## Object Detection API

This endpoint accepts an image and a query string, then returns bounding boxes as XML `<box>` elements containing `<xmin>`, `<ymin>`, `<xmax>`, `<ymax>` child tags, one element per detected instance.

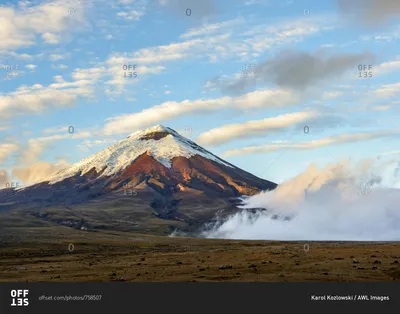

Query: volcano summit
<box><xmin>0</xmin><ymin>125</ymin><xmax>276</xmax><ymax>234</ymax></box>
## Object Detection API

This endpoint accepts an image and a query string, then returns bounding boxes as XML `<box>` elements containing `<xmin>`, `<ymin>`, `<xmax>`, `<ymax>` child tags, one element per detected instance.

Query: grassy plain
<box><xmin>0</xmin><ymin>227</ymin><xmax>399</xmax><ymax>282</ymax></box>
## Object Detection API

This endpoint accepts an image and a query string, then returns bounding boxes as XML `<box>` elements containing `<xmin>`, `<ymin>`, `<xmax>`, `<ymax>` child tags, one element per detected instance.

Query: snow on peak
<box><xmin>47</xmin><ymin>125</ymin><xmax>233</xmax><ymax>184</ymax></box>
<box><xmin>128</xmin><ymin>125</ymin><xmax>174</xmax><ymax>138</ymax></box>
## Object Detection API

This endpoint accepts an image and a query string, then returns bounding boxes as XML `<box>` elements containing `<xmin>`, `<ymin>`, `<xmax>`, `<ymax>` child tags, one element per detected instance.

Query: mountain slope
<box><xmin>0</xmin><ymin>125</ymin><xmax>277</xmax><ymax>235</ymax></box>
<box><xmin>48</xmin><ymin>125</ymin><xmax>234</xmax><ymax>184</ymax></box>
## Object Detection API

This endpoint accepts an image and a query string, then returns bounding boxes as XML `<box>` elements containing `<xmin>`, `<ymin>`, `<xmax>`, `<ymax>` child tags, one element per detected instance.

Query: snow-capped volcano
<box><xmin>0</xmin><ymin>125</ymin><xmax>277</xmax><ymax>234</ymax></box>
<box><xmin>48</xmin><ymin>125</ymin><xmax>233</xmax><ymax>184</ymax></box>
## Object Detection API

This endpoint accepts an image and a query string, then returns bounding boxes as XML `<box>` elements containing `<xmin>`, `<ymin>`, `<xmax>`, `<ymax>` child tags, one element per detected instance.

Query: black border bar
<box><xmin>1</xmin><ymin>283</ymin><xmax>399</xmax><ymax>313</ymax></box>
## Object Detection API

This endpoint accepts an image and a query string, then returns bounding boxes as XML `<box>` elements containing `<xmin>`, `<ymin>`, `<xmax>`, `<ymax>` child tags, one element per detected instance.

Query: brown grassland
<box><xmin>0</xmin><ymin>227</ymin><xmax>399</xmax><ymax>282</ymax></box>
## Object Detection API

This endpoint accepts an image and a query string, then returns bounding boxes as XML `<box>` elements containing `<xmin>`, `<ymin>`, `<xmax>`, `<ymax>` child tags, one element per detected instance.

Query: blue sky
<box><xmin>1</xmin><ymin>0</ymin><xmax>400</xmax><ymax>186</ymax></box>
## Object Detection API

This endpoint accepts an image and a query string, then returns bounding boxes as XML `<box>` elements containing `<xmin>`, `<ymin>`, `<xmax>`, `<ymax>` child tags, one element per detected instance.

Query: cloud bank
<box><xmin>12</xmin><ymin>161</ymin><xmax>69</xmax><ymax>185</ymax></box>
<box><xmin>222</xmin><ymin>129</ymin><xmax>399</xmax><ymax>157</ymax></box>
<box><xmin>204</xmin><ymin>159</ymin><xmax>400</xmax><ymax>241</ymax></box>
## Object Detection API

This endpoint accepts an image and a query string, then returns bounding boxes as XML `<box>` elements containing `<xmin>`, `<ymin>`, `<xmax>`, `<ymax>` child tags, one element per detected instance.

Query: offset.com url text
<box><xmin>38</xmin><ymin>295</ymin><xmax>102</xmax><ymax>301</ymax></box>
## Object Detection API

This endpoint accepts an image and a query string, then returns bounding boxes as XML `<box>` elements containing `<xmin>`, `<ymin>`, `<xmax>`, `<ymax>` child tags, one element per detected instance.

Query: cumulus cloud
<box><xmin>204</xmin><ymin>159</ymin><xmax>400</xmax><ymax>240</ymax></box>
<box><xmin>116</xmin><ymin>10</ymin><xmax>144</xmax><ymax>21</ymax></box>
<box><xmin>107</xmin><ymin>39</ymin><xmax>202</xmax><ymax>65</ymax></box>
<box><xmin>12</xmin><ymin>160</ymin><xmax>70</xmax><ymax>184</ymax></box>
<box><xmin>196</xmin><ymin>111</ymin><xmax>319</xmax><ymax>146</ymax></box>
<box><xmin>337</xmin><ymin>0</ymin><xmax>400</xmax><ymax>26</ymax></box>
<box><xmin>374</xmin><ymin>58</ymin><xmax>400</xmax><ymax>76</ymax></box>
<box><xmin>59</xmin><ymin>15</ymin><xmax>334</xmax><ymax>99</ymax></box>
<box><xmin>42</xmin><ymin>32</ymin><xmax>60</xmax><ymax>44</ymax></box>
<box><xmin>0</xmin><ymin>143</ymin><xmax>20</xmax><ymax>164</ymax></box>
<box><xmin>25</xmin><ymin>64</ymin><xmax>37</xmax><ymax>71</ymax></box>
<box><xmin>21</xmin><ymin>131</ymin><xmax>92</xmax><ymax>165</ymax></box>
<box><xmin>0</xmin><ymin>0</ymin><xmax>87</xmax><ymax>50</ymax></box>
<box><xmin>0</xmin><ymin>74</ymin><xmax>98</xmax><ymax>119</ymax></box>
<box><xmin>222</xmin><ymin>129</ymin><xmax>399</xmax><ymax>157</ymax></box>
<box><xmin>72</xmin><ymin>67</ymin><xmax>106</xmax><ymax>81</ymax></box>
<box><xmin>103</xmin><ymin>88</ymin><xmax>301</xmax><ymax>135</ymax></box>
<box><xmin>69</xmin><ymin>53</ymin><xmax>168</xmax><ymax>96</ymax></box>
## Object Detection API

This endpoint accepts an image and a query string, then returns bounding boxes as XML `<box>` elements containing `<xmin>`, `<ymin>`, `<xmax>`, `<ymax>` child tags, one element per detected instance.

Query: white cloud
<box><xmin>0</xmin><ymin>74</ymin><xmax>98</xmax><ymax>119</ymax></box>
<box><xmin>107</xmin><ymin>39</ymin><xmax>202</xmax><ymax>66</ymax></box>
<box><xmin>43</xmin><ymin>126</ymin><xmax>70</xmax><ymax>134</ymax></box>
<box><xmin>72</xmin><ymin>67</ymin><xmax>106</xmax><ymax>81</ymax></box>
<box><xmin>103</xmin><ymin>15</ymin><xmax>334</xmax><ymax>78</ymax></box>
<box><xmin>240</xmin><ymin>17</ymin><xmax>334</xmax><ymax>57</ymax></box>
<box><xmin>0</xmin><ymin>0</ymin><xmax>87</xmax><ymax>50</ymax></box>
<box><xmin>49</xmin><ymin>54</ymin><xmax>65</xmax><ymax>61</ymax></box>
<box><xmin>222</xmin><ymin>130</ymin><xmax>399</xmax><ymax>157</ymax></box>
<box><xmin>117</xmin><ymin>10</ymin><xmax>143</xmax><ymax>20</ymax></box>
<box><xmin>374</xmin><ymin>82</ymin><xmax>400</xmax><ymax>98</ymax></box>
<box><xmin>180</xmin><ymin>18</ymin><xmax>244</xmax><ymax>39</ymax></box>
<box><xmin>374</xmin><ymin>58</ymin><xmax>400</xmax><ymax>76</ymax></box>
<box><xmin>50</xmin><ymin>14</ymin><xmax>335</xmax><ymax>104</ymax></box>
<box><xmin>12</xmin><ymin>160</ymin><xmax>70</xmax><ymax>184</ymax></box>
<box><xmin>0</xmin><ymin>50</ymin><xmax>35</xmax><ymax>60</ymax></box>
<box><xmin>51</xmin><ymin>64</ymin><xmax>68</xmax><ymax>69</ymax></box>
<box><xmin>0</xmin><ymin>143</ymin><xmax>20</xmax><ymax>164</ymax></box>
<box><xmin>205</xmin><ymin>159</ymin><xmax>400</xmax><ymax>240</ymax></box>
<box><xmin>103</xmin><ymin>88</ymin><xmax>300</xmax><ymax>135</ymax></box>
<box><xmin>42</xmin><ymin>32</ymin><xmax>60</xmax><ymax>44</ymax></box>
<box><xmin>21</xmin><ymin>131</ymin><xmax>92</xmax><ymax>165</ymax></box>
<box><xmin>196</xmin><ymin>111</ymin><xmax>319</xmax><ymax>146</ymax></box>
<box><xmin>25</xmin><ymin>64</ymin><xmax>37</xmax><ymax>71</ymax></box>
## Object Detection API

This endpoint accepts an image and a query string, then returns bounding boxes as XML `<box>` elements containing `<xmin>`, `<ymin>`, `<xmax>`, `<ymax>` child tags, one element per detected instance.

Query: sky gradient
<box><xmin>1</xmin><ymin>0</ymin><xmax>400</xmax><ymax>187</ymax></box>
